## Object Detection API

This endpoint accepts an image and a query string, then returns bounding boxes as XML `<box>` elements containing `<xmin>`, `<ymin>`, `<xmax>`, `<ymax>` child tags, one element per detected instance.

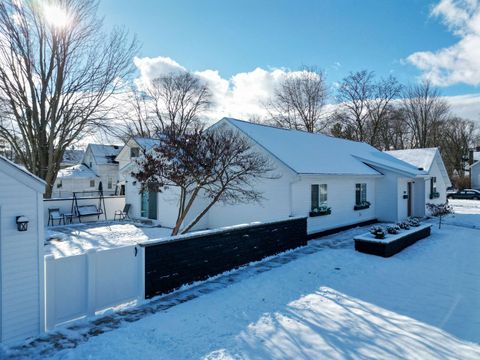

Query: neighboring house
<box><xmin>386</xmin><ymin>148</ymin><xmax>451</xmax><ymax>205</ymax></box>
<box><xmin>116</xmin><ymin>137</ymin><xmax>160</xmax><ymax>218</ymax></box>
<box><xmin>60</xmin><ymin>149</ymin><xmax>84</xmax><ymax>169</ymax></box>
<box><xmin>0</xmin><ymin>156</ymin><xmax>45</xmax><ymax>344</ymax></box>
<box><xmin>470</xmin><ymin>150</ymin><xmax>480</xmax><ymax>189</ymax></box>
<box><xmin>119</xmin><ymin>118</ymin><xmax>429</xmax><ymax>236</ymax></box>
<box><xmin>52</xmin><ymin>144</ymin><xmax>121</xmax><ymax>198</ymax></box>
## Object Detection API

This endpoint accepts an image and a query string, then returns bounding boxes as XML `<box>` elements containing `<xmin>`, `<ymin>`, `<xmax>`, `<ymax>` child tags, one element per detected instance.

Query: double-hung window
<box><xmin>355</xmin><ymin>183</ymin><xmax>367</xmax><ymax>205</ymax></box>
<box><xmin>430</xmin><ymin>177</ymin><xmax>437</xmax><ymax>193</ymax></box>
<box><xmin>311</xmin><ymin>184</ymin><xmax>328</xmax><ymax>212</ymax></box>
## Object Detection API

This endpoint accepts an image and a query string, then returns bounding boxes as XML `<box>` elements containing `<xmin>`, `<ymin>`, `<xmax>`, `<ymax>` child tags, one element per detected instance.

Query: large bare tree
<box><xmin>265</xmin><ymin>66</ymin><xmax>328</xmax><ymax>133</ymax></box>
<box><xmin>132</xmin><ymin>127</ymin><xmax>274</xmax><ymax>235</ymax></box>
<box><xmin>401</xmin><ymin>80</ymin><xmax>450</xmax><ymax>148</ymax></box>
<box><xmin>0</xmin><ymin>0</ymin><xmax>137</xmax><ymax>197</ymax></box>
<box><xmin>333</xmin><ymin>71</ymin><xmax>402</xmax><ymax>147</ymax></box>
<box><xmin>147</xmin><ymin>71</ymin><xmax>212</xmax><ymax>137</ymax></box>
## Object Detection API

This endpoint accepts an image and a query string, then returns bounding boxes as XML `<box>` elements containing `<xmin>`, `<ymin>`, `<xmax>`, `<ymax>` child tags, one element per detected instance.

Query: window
<box><xmin>430</xmin><ymin>177</ymin><xmax>437</xmax><ymax>193</ymax></box>
<box><xmin>90</xmin><ymin>179</ymin><xmax>95</xmax><ymax>188</ymax></box>
<box><xmin>311</xmin><ymin>184</ymin><xmax>327</xmax><ymax>211</ymax></box>
<box><xmin>130</xmin><ymin>147</ymin><xmax>140</xmax><ymax>158</ymax></box>
<box><xmin>56</xmin><ymin>180</ymin><xmax>62</xmax><ymax>189</ymax></box>
<box><xmin>107</xmin><ymin>177</ymin><xmax>113</xmax><ymax>189</ymax></box>
<box><xmin>355</xmin><ymin>183</ymin><xmax>367</xmax><ymax>205</ymax></box>
<box><xmin>89</xmin><ymin>161</ymin><xmax>92</xmax><ymax>168</ymax></box>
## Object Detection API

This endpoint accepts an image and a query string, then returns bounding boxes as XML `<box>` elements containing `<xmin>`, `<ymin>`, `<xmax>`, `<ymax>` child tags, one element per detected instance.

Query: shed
<box><xmin>0</xmin><ymin>156</ymin><xmax>45</xmax><ymax>344</ymax></box>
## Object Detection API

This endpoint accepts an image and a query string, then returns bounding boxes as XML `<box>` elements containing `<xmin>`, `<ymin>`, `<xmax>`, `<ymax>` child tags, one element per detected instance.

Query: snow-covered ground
<box><xmin>45</xmin><ymin>222</ymin><xmax>172</xmax><ymax>257</ymax></box>
<box><xmin>445</xmin><ymin>199</ymin><xmax>480</xmax><ymax>228</ymax></box>
<box><xmin>39</xmin><ymin>214</ymin><xmax>480</xmax><ymax>359</ymax></box>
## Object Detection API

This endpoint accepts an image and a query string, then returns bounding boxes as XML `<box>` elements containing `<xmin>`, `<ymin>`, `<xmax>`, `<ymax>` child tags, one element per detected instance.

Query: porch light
<box><xmin>16</xmin><ymin>216</ymin><xmax>29</xmax><ymax>232</ymax></box>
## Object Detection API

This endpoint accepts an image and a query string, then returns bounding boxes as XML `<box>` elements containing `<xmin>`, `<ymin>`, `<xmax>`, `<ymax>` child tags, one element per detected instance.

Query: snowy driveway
<box><xmin>28</xmin><ymin>220</ymin><xmax>480</xmax><ymax>360</ymax></box>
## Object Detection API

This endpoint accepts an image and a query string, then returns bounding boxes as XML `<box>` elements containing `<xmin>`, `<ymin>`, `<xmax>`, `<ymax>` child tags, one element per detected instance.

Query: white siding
<box><xmin>425</xmin><ymin>159</ymin><xmax>448</xmax><ymax>204</ymax></box>
<box><xmin>472</xmin><ymin>163</ymin><xmax>480</xmax><ymax>190</ymax></box>
<box><xmin>292</xmin><ymin>176</ymin><xmax>377</xmax><ymax>234</ymax></box>
<box><xmin>0</xmin><ymin>170</ymin><xmax>43</xmax><ymax>343</ymax></box>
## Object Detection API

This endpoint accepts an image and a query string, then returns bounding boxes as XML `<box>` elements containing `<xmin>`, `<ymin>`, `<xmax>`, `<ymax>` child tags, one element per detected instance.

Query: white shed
<box><xmin>0</xmin><ymin>156</ymin><xmax>45</xmax><ymax>344</ymax></box>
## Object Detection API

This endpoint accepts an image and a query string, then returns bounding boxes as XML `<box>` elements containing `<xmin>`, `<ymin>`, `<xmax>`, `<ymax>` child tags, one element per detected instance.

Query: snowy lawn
<box><xmin>44</xmin><ymin>221</ymin><xmax>480</xmax><ymax>359</ymax></box>
<box><xmin>45</xmin><ymin>222</ymin><xmax>173</xmax><ymax>258</ymax></box>
<box><xmin>446</xmin><ymin>199</ymin><xmax>480</xmax><ymax>228</ymax></box>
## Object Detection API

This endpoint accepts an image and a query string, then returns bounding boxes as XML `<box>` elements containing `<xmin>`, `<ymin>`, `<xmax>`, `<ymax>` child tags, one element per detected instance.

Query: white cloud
<box><xmin>133</xmin><ymin>56</ymin><xmax>316</xmax><ymax>122</ymax></box>
<box><xmin>407</xmin><ymin>0</ymin><xmax>480</xmax><ymax>86</ymax></box>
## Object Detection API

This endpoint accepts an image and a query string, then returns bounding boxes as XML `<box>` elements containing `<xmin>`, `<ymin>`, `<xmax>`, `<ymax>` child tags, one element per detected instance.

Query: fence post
<box><xmin>86</xmin><ymin>249</ymin><xmax>97</xmax><ymax>317</ymax></box>
<box><xmin>44</xmin><ymin>255</ymin><xmax>56</xmax><ymax>331</ymax></box>
<box><xmin>137</xmin><ymin>246</ymin><xmax>145</xmax><ymax>301</ymax></box>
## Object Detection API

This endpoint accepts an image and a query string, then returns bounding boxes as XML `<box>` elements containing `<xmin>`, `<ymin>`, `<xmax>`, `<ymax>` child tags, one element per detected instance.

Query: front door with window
<box><xmin>141</xmin><ymin>191</ymin><xmax>157</xmax><ymax>220</ymax></box>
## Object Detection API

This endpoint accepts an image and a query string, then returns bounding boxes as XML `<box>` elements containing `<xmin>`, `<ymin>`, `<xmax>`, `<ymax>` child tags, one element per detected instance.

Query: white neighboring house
<box><xmin>52</xmin><ymin>144</ymin><xmax>121</xmax><ymax>198</ymax></box>
<box><xmin>470</xmin><ymin>151</ymin><xmax>480</xmax><ymax>189</ymax></box>
<box><xmin>0</xmin><ymin>156</ymin><xmax>45</xmax><ymax>344</ymax></box>
<box><xmin>386</xmin><ymin>148</ymin><xmax>451</xmax><ymax>205</ymax></box>
<box><xmin>116</xmin><ymin>137</ymin><xmax>160</xmax><ymax>219</ymax></box>
<box><xmin>119</xmin><ymin>118</ymin><xmax>429</xmax><ymax>236</ymax></box>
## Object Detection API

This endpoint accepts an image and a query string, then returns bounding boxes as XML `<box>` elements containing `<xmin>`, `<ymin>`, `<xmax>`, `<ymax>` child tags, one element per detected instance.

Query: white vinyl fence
<box><xmin>44</xmin><ymin>196</ymin><xmax>125</xmax><ymax>225</ymax></box>
<box><xmin>45</xmin><ymin>245</ymin><xmax>144</xmax><ymax>330</ymax></box>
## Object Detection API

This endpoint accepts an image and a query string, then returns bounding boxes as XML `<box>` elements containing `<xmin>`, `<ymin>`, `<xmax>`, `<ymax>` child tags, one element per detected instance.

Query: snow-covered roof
<box><xmin>0</xmin><ymin>155</ymin><xmax>46</xmax><ymax>192</ymax></box>
<box><xmin>86</xmin><ymin>144</ymin><xmax>122</xmax><ymax>165</ymax></box>
<box><xmin>220</xmin><ymin>118</ymin><xmax>424</xmax><ymax>177</ymax></box>
<box><xmin>61</xmin><ymin>149</ymin><xmax>84</xmax><ymax>166</ymax></box>
<box><xmin>134</xmin><ymin>137</ymin><xmax>160</xmax><ymax>151</ymax></box>
<box><xmin>385</xmin><ymin>148</ymin><xmax>437</xmax><ymax>172</ymax></box>
<box><xmin>386</xmin><ymin>148</ymin><xmax>451</xmax><ymax>187</ymax></box>
<box><xmin>57</xmin><ymin>164</ymin><xmax>99</xmax><ymax>179</ymax></box>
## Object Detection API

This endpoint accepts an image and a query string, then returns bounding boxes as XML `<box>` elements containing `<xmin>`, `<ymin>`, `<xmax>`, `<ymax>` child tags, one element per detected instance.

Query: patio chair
<box><xmin>48</xmin><ymin>208</ymin><xmax>64</xmax><ymax>226</ymax></box>
<box><xmin>114</xmin><ymin>203</ymin><xmax>131</xmax><ymax>221</ymax></box>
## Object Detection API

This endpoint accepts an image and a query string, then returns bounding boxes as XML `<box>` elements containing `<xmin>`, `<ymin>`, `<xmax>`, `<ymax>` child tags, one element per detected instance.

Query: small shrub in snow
<box><xmin>369</xmin><ymin>226</ymin><xmax>386</xmax><ymax>239</ymax></box>
<box><xmin>397</xmin><ymin>221</ymin><xmax>410</xmax><ymax>230</ymax></box>
<box><xmin>408</xmin><ymin>217</ymin><xmax>420</xmax><ymax>227</ymax></box>
<box><xmin>427</xmin><ymin>202</ymin><xmax>453</xmax><ymax>229</ymax></box>
<box><xmin>386</xmin><ymin>225</ymin><xmax>400</xmax><ymax>234</ymax></box>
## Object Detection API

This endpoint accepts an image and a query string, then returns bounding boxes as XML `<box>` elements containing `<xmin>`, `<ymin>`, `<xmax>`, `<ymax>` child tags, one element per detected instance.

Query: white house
<box><xmin>470</xmin><ymin>150</ymin><xmax>480</xmax><ymax>189</ymax></box>
<box><xmin>119</xmin><ymin>118</ymin><xmax>429</xmax><ymax>236</ymax></box>
<box><xmin>53</xmin><ymin>144</ymin><xmax>122</xmax><ymax>197</ymax></box>
<box><xmin>386</xmin><ymin>148</ymin><xmax>451</xmax><ymax>205</ymax></box>
<box><xmin>0</xmin><ymin>156</ymin><xmax>45</xmax><ymax>344</ymax></box>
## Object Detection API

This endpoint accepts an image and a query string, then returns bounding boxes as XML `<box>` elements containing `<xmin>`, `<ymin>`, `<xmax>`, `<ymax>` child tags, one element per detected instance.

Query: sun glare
<box><xmin>42</xmin><ymin>3</ymin><xmax>71</xmax><ymax>29</ymax></box>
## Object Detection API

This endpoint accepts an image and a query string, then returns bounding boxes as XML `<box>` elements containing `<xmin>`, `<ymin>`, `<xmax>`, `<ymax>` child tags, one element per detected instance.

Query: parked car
<box><xmin>447</xmin><ymin>189</ymin><xmax>480</xmax><ymax>200</ymax></box>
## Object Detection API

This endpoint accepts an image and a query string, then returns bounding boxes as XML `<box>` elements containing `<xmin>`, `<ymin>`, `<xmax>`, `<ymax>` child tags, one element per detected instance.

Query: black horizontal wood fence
<box><xmin>142</xmin><ymin>217</ymin><xmax>307</xmax><ymax>299</ymax></box>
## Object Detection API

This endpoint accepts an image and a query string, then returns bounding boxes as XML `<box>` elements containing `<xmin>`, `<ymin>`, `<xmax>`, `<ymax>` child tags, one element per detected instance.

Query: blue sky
<box><xmin>98</xmin><ymin>0</ymin><xmax>475</xmax><ymax>94</ymax></box>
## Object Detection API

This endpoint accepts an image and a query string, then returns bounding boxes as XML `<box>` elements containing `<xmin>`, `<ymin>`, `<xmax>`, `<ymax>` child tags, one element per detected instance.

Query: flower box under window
<box><xmin>429</xmin><ymin>192</ymin><xmax>440</xmax><ymax>199</ymax></box>
<box><xmin>354</xmin><ymin>201</ymin><xmax>370</xmax><ymax>211</ymax></box>
<box><xmin>309</xmin><ymin>206</ymin><xmax>331</xmax><ymax>217</ymax></box>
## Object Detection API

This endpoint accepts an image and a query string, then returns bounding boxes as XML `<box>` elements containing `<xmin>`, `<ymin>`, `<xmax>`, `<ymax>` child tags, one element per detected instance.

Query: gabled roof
<box><xmin>85</xmin><ymin>144</ymin><xmax>122</xmax><ymax>165</ymax></box>
<box><xmin>0</xmin><ymin>156</ymin><xmax>46</xmax><ymax>193</ymax></box>
<box><xmin>57</xmin><ymin>164</ymin><xmax>99</xmax><ymax>179</ymax></box>
<box><xmin>386</xmin><ymin>148</ymin><xmax>451</xmax><ymax>187</ymax></box>
<box><xmin>133</xmin><ymin>137</ymin><xmax>161</xmax><ymax>151</ymax></box>
<box><xmin>219</xmin><ymin>118</ymin><xmax>425</xmax><ymax>177</ymax></box>
<box><xmin>61</xmin><ymin>149</ymin><xmax>84</xmax><ymax>166</ymax></box>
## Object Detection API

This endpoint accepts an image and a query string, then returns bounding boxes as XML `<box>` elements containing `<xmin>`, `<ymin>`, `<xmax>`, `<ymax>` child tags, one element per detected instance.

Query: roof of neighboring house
<box><xmin>386</xmin><ymin>148</ymin><xmax>451</xmax><ymax>187</ymax></box>
<box><xmin>57</xmin><ymin>164</ymin><xmax>99</xmax><ymax>179</ymax></box>
<box><xmin>220</xmin><ymin>118</ymin><xmax>425</xmax><ymax>177</ymax></box>
<box><xmin>133</xmin><ymin>137</ymin><xmax>161</xmax><ymax>151</ymax></box>
<box><xmin>61</xmin><ymin>149</ymin><xmax>84</xmax><ymax>166</ymax></box>
<box><xmin>85</xmin><ymin>144</ymin><xmax>122</xmax><ymax>165</ymax></box>
<box><xmin>0</xmin><ymin>155</ymin><xmax>46</xmax><ymax>192</ymax></box>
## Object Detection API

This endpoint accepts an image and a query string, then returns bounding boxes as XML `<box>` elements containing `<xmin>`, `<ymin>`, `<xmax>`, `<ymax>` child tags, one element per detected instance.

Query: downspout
<box><xmin>289</xmin><ymin>175</ymin><xmax>302</xmax><ymax>217</ymax></box>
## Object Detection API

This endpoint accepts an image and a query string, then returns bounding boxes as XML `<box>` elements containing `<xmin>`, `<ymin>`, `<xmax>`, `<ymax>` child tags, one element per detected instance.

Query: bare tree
<box><xmin>146</xmin><ymin>71</ymin><xmax>212</xmax><ymax>137</ymax></box>
<box><xmin>0</xmin><ymin>0</ymin><xmax>138</xmax><ymax>197</ymax></box>
<box><xmin>265</xmin><ymin>66</ymin><xmax>329</xmax><ymax>133</ymax></box>
<box><xmin>402</xmin><ymin>80</ymin><xmax>450</xmax><ymax>148</ymax></box>
<box><xmin>440</xmin><ymin>117</ymin><xmax>478</xmax><ymax>178</ymax></box>
<box><xmin>132</xmin><ymin>127</ymin><xmax>275</xmax><ymax>235</ymax></box>
<box><xmin>333</xmin><ymin>71</ymin><xmax>402</xmax><ymax>147</ymax></box>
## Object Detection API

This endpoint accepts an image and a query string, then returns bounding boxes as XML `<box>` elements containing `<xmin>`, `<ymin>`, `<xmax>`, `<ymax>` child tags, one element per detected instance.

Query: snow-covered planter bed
<box><xmin>354</xmin><ymin>224</ymin><xmax>431</xmax><ymax>257</ymax></box>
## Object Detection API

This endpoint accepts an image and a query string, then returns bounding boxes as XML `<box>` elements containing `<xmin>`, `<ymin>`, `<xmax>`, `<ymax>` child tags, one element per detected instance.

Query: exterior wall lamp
<box><xmin>16</xmin><ymin>216</ymin><xmax>29</xmax><ymax>231</ymax></box>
